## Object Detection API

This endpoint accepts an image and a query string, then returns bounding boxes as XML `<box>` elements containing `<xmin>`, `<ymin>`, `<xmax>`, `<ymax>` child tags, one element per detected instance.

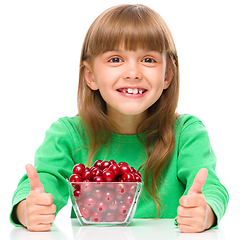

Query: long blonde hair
<box><xmin>77</xmin><ymin>4</ymin><xmax>179</xmax><ymax>217</ymax></box>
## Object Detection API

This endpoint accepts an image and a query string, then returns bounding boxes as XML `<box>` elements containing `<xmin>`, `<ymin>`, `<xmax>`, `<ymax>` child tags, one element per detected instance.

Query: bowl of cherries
<box><xmin>68</xmin><ymin>159</ymin><xmax>143</xmax><ymax>226</ymax></box>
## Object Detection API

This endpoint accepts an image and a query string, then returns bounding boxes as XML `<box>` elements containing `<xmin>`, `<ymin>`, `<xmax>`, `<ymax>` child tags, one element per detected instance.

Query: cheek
<box><xmin>145</xmin><ymin>67</ymin><xmax>165</xmax><ymax>83</ymax></box>
<box><xmin>150</xmin><ymin>73</ymin><xmax>165</xmax><ymax>90</ymax></box>
<box><xmin>95</xmin><ymin>70</ymin><xmax>119</xmax><ymax>89</ymax></box>
<box><xmin>151</xmin><ymin>75</ymin><xmax>166</xmax><ymax>99</ymax></box>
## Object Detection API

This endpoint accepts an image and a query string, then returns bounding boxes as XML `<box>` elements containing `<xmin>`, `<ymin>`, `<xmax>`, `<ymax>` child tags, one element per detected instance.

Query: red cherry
<box><xmin>69</xmin><ymin>174</ymin><xmax>82</xmax><ymax>183</ymax></box>
<box><xmin>103</xmin><ymin>190</ymin><xmax>115</xmax><ymax>203</ymax></box>
<box><xmin>122</xmin><ymin>172</ymin><xmax>134</xmax><ymax>182</ymax></box>
<box><xmin>108</xmin><ymin>164</ymin><xmax>120</xmax><ymax>177</ymax></box>
<box><xmin>133</xmin><ymin>173</ymin><xmax>141</xmax><ymax>182</ymax></box>
<box><xmin>92</xmin><ymin>175</ymin><xmax>105</xmax><ymax>182</ymax></box>
<box><xmin>83</xmin><ymin>179</ymin><xmax>91</xmax><ymax>182</ymax></box>
<box><xmin>92</xmin><ymin>189</ymin><xmax>104</xmax><ymax>199</ymax></box>
<box><xmin>108</xmin><ymin>199</ymin><xmax>119</xmax><ymax>210</ymax></box>
<box><xmin>91</xmin><ymin>167</ymin><xmax>103</xmax><ymax>178</ymax></box>
<box><xmin>130</xmin><ymin>167</ymin><xmax>136</xmax><ymax>173</ymax></box>
<box><xmin>127</xmin><ymin>183</ymin><xmax>137</xmax><ymax>195</ymax></box>
<box><xmin>119</xmin><ymin>165</ymin><xmax>131</xmax><ymax>175</ymax></box>
<box><xmin>135</xmin><ymin>171</ymin><xmax>141</xmax><ymax>177</ymax></box>
<box><xmin>106</xmin><ymin>182</ymin><xmax>115</xmax><ymax>189</ymax></box>
<box><xmin>95</xmin><ymin>182</ymin><xmax>105</xmax><ymax>189</ymax></box>
<box><xmin>74</xmin><ymin>184</ymin><xmax>81</xmax><ymax>190</ymax></box>
<box><xmin>116</xmin><ymin>213</ymin><xmax>127</xmax><ymax>222</ymax></box>
<box><xmin>123</xmin><ymin>194</ymin><xmax>133</xmax><ymax>206</ymax></box>
<box><xmin>82</xmin><ymin>180</ymin><xmax>94</xmax><ymax>193</ymax></box>
<box><xmin>90</xmin><ymin>211</ymin><xmax>102</xmax><ymax>222</ymax></box>
<box><xmin>103</xmin><ymin>170</ymin><xmax>115</xmax><ymax>182</ymax></box>
<box><xmin>92</xmin><ymin>176</ymin><xmax>105</xmax><ymax>188</ymax></box>
<box><xmin>109</xmin><ymin>159</ymin><xmax>116</xmax><ymax>165</ymax></box>
<box><xmin>102</xmin><ymin>167</ymin><xmax>109</xmax><ymax>174</ymax></box>
<box><xmin>93</xmin><ymin>160</ymin><xmax>102</xmax><ymax>168</ymax></box>
<box><xmin>115</xmin><ymin>192</ymin><xmax>124</xmax><ymax>201</ymax></box>
<box><xmin>115</xmin><ymin>183</ymin><xmax>127</xmax><ymax>195</ymax></box>
<box><xmin>89</xmin><ymin>166</ymin><xmax>96</xmax><ymax>172</ymax></box>
<box><xmin>80</xmin><ymin>207</ymin><xmax>91</xmax><ymax>219</ymax></box>
<box><xmin>84</xmin><ymin>196</ymin><xmax>97</xmax><ymax>209</ymax></box>
<box><xmin>77</xmin><ymin>199</ymin><xmax>84</xmax><ymax>208</ymax></box>
<box><xmin>118</xmin><ymin>162</ymin><xmax>129</xmax><ymax>167</ymax></box>
<box><xmin>104</xmin><ymin>211</ymin><xmax>115</xmax><ymax>222</ymax></box>
<box><xmin>72</xmin><ymin>163</ymin><xmax>85</xmax><ymax>175</ymax></box>
<box><xmin>95</xmin><ymin>201</ymin><xmax>107</xmax><ymax>213</ymax></box>
<box><xmin>118</xmin><ymin>203</ymin><xmax>129</xmax><ymax>215</ymax></box>
<box><xmin>73</xmin><ymin>189</ymin><xmax>83</xmax><ymax>199</ymax></box>
<box><xmin>100</xmin><ymin>161</ymin><xmax>110</xmax><ymax>170</ymax></box>
<box><xmin>82</xmin><ymin>169</ymin><xmax>92</xmax><ymax>180</ymax></box>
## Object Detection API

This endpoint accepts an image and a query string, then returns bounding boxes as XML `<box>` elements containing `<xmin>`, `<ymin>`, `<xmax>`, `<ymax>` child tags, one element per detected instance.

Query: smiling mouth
<box><xmin>116</xmin><ymin>88</ymin><xmax>147</xmax><ymax>95</ymax></box>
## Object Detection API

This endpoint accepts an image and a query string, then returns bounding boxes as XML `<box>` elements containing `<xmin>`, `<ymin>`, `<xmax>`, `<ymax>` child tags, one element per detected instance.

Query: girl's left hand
<box><xmin>176</xmin><ymin>168</ymin><xmax>216</xmax><ymax>233</ymax></box>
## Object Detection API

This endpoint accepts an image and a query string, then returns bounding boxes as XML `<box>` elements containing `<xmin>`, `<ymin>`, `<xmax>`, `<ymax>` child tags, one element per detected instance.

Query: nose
<box><xmin>122</xmin><ymin>62</ymin><xmax>142</xmax><ymax>80</ymax></box>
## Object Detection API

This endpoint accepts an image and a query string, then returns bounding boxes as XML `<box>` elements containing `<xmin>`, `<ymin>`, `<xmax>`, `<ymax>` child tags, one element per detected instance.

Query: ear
<box><xmin>83</xmin><ymin>61</ymin><xmax>99</xmax><ymax>90</ymax></box>
<box><xmin>163</xmin><ymin>68</ymin><xmax>173</xmax><ymax>90</ymax></box>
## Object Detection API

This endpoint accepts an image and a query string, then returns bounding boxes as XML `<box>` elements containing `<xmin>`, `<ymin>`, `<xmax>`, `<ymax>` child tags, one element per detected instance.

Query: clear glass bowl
<box><xmin>68</xmin><ymin>181</ymin><xmax>143</xmax><ymax>226</ymax></box>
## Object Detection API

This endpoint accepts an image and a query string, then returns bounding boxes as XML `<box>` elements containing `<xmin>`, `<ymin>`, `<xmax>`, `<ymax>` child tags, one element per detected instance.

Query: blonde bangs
<box><xmin>83</xmin><ymin>4</ymin><xmax>175</xmax><ymax>60</ymax></box>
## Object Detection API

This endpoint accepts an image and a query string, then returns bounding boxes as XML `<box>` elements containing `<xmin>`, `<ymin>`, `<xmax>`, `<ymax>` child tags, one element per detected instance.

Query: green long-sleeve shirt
<box><xmin>10</xmin><ymin>114</ymin><xmax>229</xmax><ymax>226</ymax></box>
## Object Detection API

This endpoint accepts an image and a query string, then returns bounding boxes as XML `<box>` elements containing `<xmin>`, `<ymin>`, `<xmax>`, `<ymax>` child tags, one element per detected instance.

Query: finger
<box><xmin>188</xmin><ymin>168</ymin><xmax>208</xmax><ymax>195</ymax></box>
<box><xmin>178</xmin><ymin>223</ymin><xmax>200</xmax><ymax>233</ymax></box>
<box><xmin>26</xmin><ymin>164</ymin><xmax>45</xmax><ymax>193</ymax></box>
<box><xmin>28</xmin><ymin>222</ymin><xmax>53</xmax><ymax>232</ymax></box>
<box><xmin>27</xmin><ymin>202</ymin><xmax>56</xmax><ymax>216</ymax></box>
<box><xmin>28</xmin><ymin>212</ymin><xmax>55</xmax><ymax>224</ymax></box>
<box><xmin>36</xmin><ymin>223</ymin><xmax>53</xmax><ymax>232</ymax></box>
<box><xmin>177</xmin><ymin>216</ymin><xmax>205</xmax><ymax>233</ymax></box>
<box><xmin>38</xmin><ymin>214</ymin><xmax>56</xmax><ymax>224</ymax></box>
<box><xmin>177</xmin><ymin>205</ymin><xmax>199</xmax><ymax>217</ymax></box>
<box><xmin>177</xmin><ymin>215</ymin><xmax>194</xmax><ymax>226</ymax></box>
<box><xmin>35</xmin><ymin>204</ymin><xmax>56</xmax><ymax>215</ymax></box>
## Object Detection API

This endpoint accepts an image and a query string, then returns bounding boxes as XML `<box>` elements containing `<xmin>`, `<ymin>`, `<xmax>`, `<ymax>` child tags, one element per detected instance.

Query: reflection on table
<box><xmin>9</xmin><ymin>219</ymin><xmax>226</xmax><ymax>240</ymax></box>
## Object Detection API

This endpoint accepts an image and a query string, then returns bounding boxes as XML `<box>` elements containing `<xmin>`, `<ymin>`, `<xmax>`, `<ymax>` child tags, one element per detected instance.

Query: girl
<box><xmin>10</xmin><ymin>4</ymin><xmax>229</xmax><ymax>233</ymax></box>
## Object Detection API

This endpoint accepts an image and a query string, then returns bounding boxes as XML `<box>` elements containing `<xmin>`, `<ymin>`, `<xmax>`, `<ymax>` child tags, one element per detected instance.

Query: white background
<box><xmin>1</xmin><ymin>0</ymin><xmax>242</xmax><ymax>238</ymax></box>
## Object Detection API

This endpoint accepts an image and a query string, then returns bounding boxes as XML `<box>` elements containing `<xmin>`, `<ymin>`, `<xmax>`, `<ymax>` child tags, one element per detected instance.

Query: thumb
<box><xmin>187</xmin><ymin>168</ymin><xmax>208</xmax><ymax>195</ymax></box>
<box><xmin>26</xmin><ymin>164</ymin><xmax>45</xmax><ymax>193</ymax></box>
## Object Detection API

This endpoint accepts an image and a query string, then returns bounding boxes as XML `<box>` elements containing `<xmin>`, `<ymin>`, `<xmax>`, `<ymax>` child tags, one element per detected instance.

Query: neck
<box><xmin>107</xmin><ymin>110</ymin><xmax>147</xmax><ymax>135</ymax></box>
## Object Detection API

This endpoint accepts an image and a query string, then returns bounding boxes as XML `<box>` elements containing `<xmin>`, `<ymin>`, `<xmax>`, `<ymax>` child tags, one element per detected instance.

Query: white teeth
<box><xmin>127</xmin><ymin>88</ymin><xmax>133</xmax><ymax>94</ymax></box>
<box><xmin>120</xmin><ymin>88</ymin><xmax>145</xmax><ymax>94</ymax></box>
<box><xmin>128</xmin><ymin>88</ymin><xmax>141</xmax><ymax>94</ymax></box>
<box><xmin>133</xmin><ymin>88</ymin><xmax>138</xmax><ymax>94</ymax></box>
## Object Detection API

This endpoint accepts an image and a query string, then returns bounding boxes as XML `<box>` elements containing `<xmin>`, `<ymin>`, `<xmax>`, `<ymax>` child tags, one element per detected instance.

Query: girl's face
<box><xmin>83</xmin><ymin>48</ymin><xmax>172</xmax><ymax>129</ymax></box>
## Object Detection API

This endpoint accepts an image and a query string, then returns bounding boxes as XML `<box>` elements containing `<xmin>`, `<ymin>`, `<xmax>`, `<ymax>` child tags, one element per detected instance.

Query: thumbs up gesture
<box><xmin>177</xmin><ymin>168</ymin><xmax>216</xmax><ymax>233</ymax></box>
<box><xmin>16</xmin><ymin>164</ymin><xmax>56</xmax><ymax>231</ymax></box>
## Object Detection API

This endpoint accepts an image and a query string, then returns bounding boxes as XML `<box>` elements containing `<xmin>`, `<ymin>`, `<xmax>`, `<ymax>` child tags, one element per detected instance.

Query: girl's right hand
<box><xmin>16</xmin><ymin>164</ymin><xmax>56</xmax><ymax>231</ymax></box>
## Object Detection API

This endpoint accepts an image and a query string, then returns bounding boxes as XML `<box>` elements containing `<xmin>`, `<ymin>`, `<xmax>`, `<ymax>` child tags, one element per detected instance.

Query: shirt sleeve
<box><xmin>176</xmin><ymin>116</ymin><xmax>229</xmax><ymax>226</ymax></box>
<box><xmin>10</xmin><ymin>117</ymin><xmax>80</xmax><ymax>226</ymax></box>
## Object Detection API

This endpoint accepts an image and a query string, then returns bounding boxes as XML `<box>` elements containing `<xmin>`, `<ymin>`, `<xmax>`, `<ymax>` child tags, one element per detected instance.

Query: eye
<box><xmin>109</xmin><ymin>57</ymin><xmax>123</xmax><ymax>63</ymax></box>
<box><xmin>142</xmin><ymin>58</ymin><xmax>156</xmax><ymax>63</ymax></box>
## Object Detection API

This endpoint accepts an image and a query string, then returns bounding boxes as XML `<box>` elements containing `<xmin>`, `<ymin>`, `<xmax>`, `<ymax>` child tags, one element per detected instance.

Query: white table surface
<box><xmin>7</xmin><ymin>218</ymin><xmax>234</xmax><ymax>240</ymax></box>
